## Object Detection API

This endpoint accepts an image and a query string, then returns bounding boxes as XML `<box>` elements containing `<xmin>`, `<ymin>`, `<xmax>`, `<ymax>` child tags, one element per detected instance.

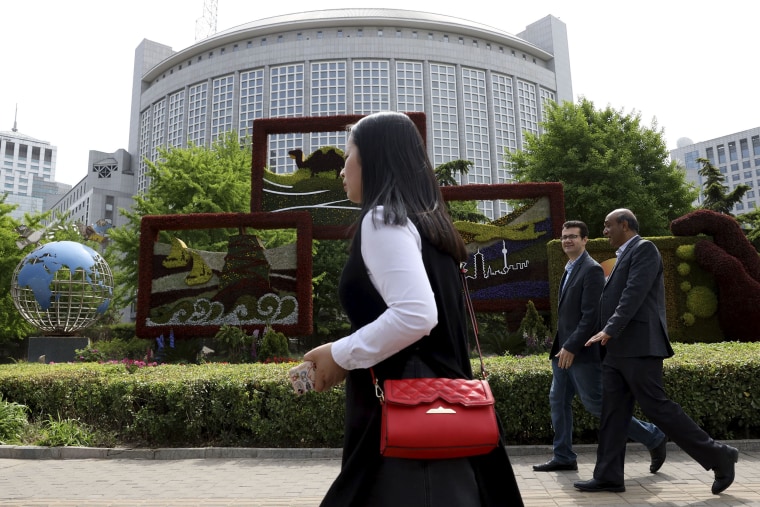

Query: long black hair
<box><xmin>348</xmin><ymin>111</ymin><xmax>467</xmax><ymax>261</ymax></box>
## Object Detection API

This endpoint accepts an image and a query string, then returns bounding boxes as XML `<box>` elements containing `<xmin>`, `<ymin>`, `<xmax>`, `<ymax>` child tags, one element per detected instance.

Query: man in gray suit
<box><xmin>574</xmin><ymin>209</ymin><xmax>739</xmax><ymax>495</ymax></box>
<box><xmin>533</xmin><ymin>220</ymin><xmax>666</xmax><ymax>473</ymax></box>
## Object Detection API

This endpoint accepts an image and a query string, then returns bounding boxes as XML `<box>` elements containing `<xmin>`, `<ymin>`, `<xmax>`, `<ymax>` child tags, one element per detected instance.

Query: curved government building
<box><xmin>126</xmin><ymin>8</ymin><xmax>572</xmax><ymax>219</ymax></box>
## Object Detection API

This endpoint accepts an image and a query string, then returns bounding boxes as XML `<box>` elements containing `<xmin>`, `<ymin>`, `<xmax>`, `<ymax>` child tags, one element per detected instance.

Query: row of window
<box><xmin>153</xmin><ymin>26</ymin><xmax>537</xmax><ymax>85</ymax></box>
<box><xmin>706</xmin><ymin>135</ymin><xmax>760</xmax><ymax>165</ymax></box>
<box><xmin>2</xmin><ymin>142</ymin><xmax>54</xmax><ymax>162</ymax></box>
<box><xmin>140</xmin><ymin>60</ymin><xmax>554</xmax><ymax>216</ymax></box>
<box><xmin>2</xmin><ymin>162</ymin><xmax>51</xmax><ymax>171</ymax></box>
<box><xmin>682</xmin><ymin>136</ymin><xmax>760</xmax><ymax>171</ymax></box>
<box><xmin>734</xmin><ymin>201</ymin><xmax>756</xmax><ymax>210</ymax></box>
<box><xmin>721</xmin><ymin>166</ymin><xmax>760</xmax><ymax>176</ymax></box>
<box><xmin>53</xmin><ymin>182</ymin><xmax>89</xmax><ymax>214</ymax></box>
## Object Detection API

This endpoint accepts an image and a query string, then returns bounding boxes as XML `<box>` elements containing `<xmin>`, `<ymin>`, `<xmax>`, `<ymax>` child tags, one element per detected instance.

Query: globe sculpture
<box><xmin>11</xmin><ymin>241</ymin><xmax>114</xmax><ymax>335</ymax></box>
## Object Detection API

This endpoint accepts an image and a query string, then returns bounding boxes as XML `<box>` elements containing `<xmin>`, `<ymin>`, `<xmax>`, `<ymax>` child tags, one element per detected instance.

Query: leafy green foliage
<box><xmin>75</xmin><ymin>337</ymin><xmax>153</xmax><ymax>362</ymax></box>
<box><xmin>309</xmin><ymin>239</ymin><xmax>351</xmax><ymax>346</ymax></box>
<box><xmin>107</xmin><ymin>132</ymin><xmax>253</xmax><ymax>310</ymax></box>
<box><xmin>435</xmin><ymin>159</ymin><xmax>472</xmax><ymax>186</ymax></box>
<box><xmin>34</xmin><ymin>415</ymin><xmax>94</xmax><ymax>447</ymax></box>
<box><xmin>433</xmin><ymin>159</ymin><xmax>489</xmax><ymax>223</ymax></box>
<box><xmin>213</xmin><ymin>325</ymin><xmax>254</xmax><ymax>363</ymax></box>
<box><xmin>516</xmin><ymin>301</ymin><xmax>552</xmax><ymax>354</ymax></box>
<box><xmin>507</xmin><ymin>98</ymin><xmax>697</xmax><ymax>237</ymax></box>
<box><xmin>737</xmin><ymin>208</ymin><xmax>760</xmax><ymax>247</ymax></box>
<box><xmin>258</xmin><ymin>328</ymin><xmax>291</xmax><ymax>362</ymax></box>
<box><xmin>737</xmin><ymin>209</ymin><xmax>760</xmax><ymax>252</ymax></box>
<box><xmin>0</xmin><ymin>196</ymin><xmax>35</xmax><ymax>343</ymax></box>
<box><xmin>0</xmin><ymin>395</ymin><xmax>28</xmax><ymax>444</ymax></box>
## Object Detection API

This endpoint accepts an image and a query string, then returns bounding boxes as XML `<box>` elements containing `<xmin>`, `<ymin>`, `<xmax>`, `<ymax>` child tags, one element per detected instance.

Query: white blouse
<box><xmin>330</xmin><ymin>207</ymin><xmax>438</xmax><ymax>370</ymax></box>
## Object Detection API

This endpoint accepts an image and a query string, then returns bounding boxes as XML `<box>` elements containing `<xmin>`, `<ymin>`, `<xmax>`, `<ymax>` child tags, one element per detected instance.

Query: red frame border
<box><xmin>250</xmin><ymin>113</ymin><xmax>427</xmax><ymax>239</ymax></box>
<box><xmin>136</xmin><ymin>211</ymin><xmax>313</xmax><ymax>338</ymax></box>
<box><xmin>442</xmin><ymin>182</ymin><xmax>565</xmax><ymax>312</ymax></box>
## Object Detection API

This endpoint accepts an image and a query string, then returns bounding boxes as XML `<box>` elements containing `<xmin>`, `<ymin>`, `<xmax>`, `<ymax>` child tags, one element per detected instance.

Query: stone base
<box><xmin>28</xmin><ymin>336</ymin><xmax>90</xmax><ymax>364</ymax></box>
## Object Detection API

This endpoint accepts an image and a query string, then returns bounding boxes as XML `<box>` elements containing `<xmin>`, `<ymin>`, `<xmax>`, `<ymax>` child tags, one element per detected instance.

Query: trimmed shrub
<box><xmin>0</xmin><ymin>342</ymin><xmax>756</xmax><ymax>447</ymax></box>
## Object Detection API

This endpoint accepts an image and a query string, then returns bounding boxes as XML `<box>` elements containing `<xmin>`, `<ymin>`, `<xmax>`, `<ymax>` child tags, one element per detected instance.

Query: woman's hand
<box><xmin>304</xmin><ymin>343</ymin><xmax>348</xmax><ymax>392</ymax></box>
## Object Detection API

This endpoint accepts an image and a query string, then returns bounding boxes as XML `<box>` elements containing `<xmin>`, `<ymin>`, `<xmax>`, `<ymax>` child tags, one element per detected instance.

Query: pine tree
<box><xmin>697</xmin><ymin>157</ymin><xmax>750</xmax><ymax>216</ymax></box>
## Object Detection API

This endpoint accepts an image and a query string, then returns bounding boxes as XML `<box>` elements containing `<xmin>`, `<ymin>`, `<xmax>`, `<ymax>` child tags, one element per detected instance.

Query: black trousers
<box><xmin>594</xmin><ymin>355</ymin><xmax>725</xmax><ymax>483</ymax></box>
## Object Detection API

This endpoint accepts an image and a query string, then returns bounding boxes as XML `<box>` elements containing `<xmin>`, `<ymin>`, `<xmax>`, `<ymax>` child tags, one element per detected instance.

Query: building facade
<box><xmin>1</xmin><ymin>128</ymin><xmax>68</xmax><ymax>220</ymax></box>
<box><xmin>46</xmin><ymin>149</ymin><xmax>135</xmax><ymax>233</ymax></box>
<box><xmin>670</xmin><ymin>127</ymin><xmax>760</xmax><ymax>213</ymax></box>
<box><xmin>128</xmin><ymin>8</ymin><xmax>573</xmax><ymax>219</ymax></box>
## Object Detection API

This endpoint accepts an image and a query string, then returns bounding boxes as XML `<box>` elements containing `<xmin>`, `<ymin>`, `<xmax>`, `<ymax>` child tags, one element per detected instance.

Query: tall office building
<box><xmin>127</xmin><ymin>8</ymin><xmax>573</xmax><ymax>219</ymax></box>
<box><xmin>0</xmin><ymin>126</ymin><xmax>68</xmax><ymax>220</ymax></box>
<box><xmin>670</xmin><ymin>127</ymin><xmax>760</xmax><ymax>213</ymax></box>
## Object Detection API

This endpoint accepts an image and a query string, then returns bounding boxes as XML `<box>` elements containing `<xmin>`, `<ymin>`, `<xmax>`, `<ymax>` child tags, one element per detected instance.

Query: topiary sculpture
<box><xmin>670</xmin><ymin>209</ymin><xmax>760</xmax><ymax>342</ymax></box>
<box><xmin>288</xmin><ymin>147</ymin><xmax>344</xmax><ymax>178</ymax></box>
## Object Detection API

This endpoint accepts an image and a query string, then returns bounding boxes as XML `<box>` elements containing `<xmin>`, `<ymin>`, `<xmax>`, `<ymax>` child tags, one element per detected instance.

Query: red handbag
<box><xmin>372</xmin><ymin>267</ymin><xmax>500</xmax><ymax>460</ymax></box>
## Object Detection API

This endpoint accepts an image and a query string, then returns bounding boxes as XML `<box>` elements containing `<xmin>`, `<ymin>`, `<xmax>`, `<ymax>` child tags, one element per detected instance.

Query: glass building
<box><xmin>127</xmin><ymin>9</ymin><xmax>573</xmax><ymax>219</ymax></box>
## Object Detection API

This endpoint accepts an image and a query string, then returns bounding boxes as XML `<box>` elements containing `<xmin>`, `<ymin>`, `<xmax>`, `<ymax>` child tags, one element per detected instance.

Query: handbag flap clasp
<box><xmin>426</xmin><ymin>406</ymin><xmax>457</xmax><ymax>414</ymax></box>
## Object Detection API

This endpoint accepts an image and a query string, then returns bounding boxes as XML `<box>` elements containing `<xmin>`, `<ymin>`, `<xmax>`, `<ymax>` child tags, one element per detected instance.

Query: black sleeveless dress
<box><xmin>320</xmin><ymin>221</ymin><xmax>524</xmax><ymax>507</ymax></box>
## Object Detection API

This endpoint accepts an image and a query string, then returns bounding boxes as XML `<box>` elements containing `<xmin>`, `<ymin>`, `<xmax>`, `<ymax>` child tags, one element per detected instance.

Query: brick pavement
<box><xmin>0</xmin><ymin>441</ymin><xmax>758</xmax><ymax>506</ymax></box>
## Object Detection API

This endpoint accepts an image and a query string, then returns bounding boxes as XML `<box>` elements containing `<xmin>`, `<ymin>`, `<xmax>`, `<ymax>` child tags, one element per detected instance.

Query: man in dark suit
<box><xmin>574</xmin><ymin>209</ymin><xmax>739</xmax><ymax>495</ymax></box>
<box><xmin>533</xmin><ymin>220</ymin><xmax>667</xmax><ymax>473</ymax></box>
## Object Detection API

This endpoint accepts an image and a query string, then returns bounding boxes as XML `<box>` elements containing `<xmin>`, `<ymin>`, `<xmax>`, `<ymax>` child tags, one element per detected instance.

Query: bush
<box><xmin>516</xmin><ymin>301</ymin><xmax>552</xmax><ymax>355</ymax></box>
<box><xmin>258</xmin><ymin>328</ymin><xmax>290</xmax><ymax>362</ymax></box>
<box><xmin>80</xmin><ymin>323</ymin><xmax>137</xmax><ymax>342</ymax></box>
<box><xmin>0</xmin><ymin>342</ymin><xmax>756</xmax><ymax>448</ymax></box>
<box><xmin>212</xmin><ymin>325</ymin><xmax>254</xmax><ymax>363</ymax></box>
<box><xmin>77</xmin><ymin>337</ymin><xmax>152</xmax><ymax>362</ymax></box>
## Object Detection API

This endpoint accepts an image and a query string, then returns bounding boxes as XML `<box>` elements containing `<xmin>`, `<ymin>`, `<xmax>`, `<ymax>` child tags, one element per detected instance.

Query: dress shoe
<box><xmin>712</xmin><ymin>445</ymin><xmax>739</xmax><ymax>495</ymax></box>
<box><xmin>573</xmin><ymin>478</ymin><xmax>625</xmax><ymax>493</ymax></box>
<box><xmin>649</xmin><ymin>438</ymin><xmax>667</xmax><ymax>473</ymax></box>
<box><xmin>532</xmin><ymin>459</ymin><xmax>578</xmax><ymax>472</ymax></box>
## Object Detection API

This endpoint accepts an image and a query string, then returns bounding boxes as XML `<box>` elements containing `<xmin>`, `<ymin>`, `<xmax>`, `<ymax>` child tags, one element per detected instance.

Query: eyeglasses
<box><xmin>560</xmin><ymin>234</ymin><xmax>580</xmax><ymax>241</ymax></box>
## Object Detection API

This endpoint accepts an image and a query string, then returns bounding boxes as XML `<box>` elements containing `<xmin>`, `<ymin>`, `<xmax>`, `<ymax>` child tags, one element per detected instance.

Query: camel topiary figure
<box><xmin>288</xmin><ymin>147</ymin><xmax>344</xmax><ymax>178</ymax></box>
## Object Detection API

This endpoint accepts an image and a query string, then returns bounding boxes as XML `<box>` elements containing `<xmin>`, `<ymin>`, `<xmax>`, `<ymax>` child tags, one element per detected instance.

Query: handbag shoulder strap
<box><xmin>460</xmin><ymin>263</ymin><xmax>487</xmax><ymax>379</ymax></box>
<box><xmin>370</xmin><ymin>263</ymin><xmax>487</xmax><ymax>398</ymax></box>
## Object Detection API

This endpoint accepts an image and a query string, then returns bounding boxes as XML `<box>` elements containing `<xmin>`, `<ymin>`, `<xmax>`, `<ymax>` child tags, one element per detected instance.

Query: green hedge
<box><xmin>0</xmin><ymin>342</ymin><xmax>758</xmax><ymax>447</ymax></box>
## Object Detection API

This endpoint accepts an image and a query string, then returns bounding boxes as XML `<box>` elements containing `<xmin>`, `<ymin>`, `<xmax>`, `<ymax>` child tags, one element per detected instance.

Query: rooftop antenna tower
<box><xmin>12</xmin><ymin>103</ymin><xmax>18</xmax><ymax>132</ymax></box>
<box><xmin>195</xmin><ymin>0</ymin><xmax>219</xmax><ymax>41</ymax></box>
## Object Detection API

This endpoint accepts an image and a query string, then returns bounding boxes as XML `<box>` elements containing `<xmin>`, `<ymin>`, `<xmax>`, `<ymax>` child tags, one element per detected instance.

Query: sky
<box><xmin>3</xmin><ymin>1</ymin><xmax>759</xmax><ymax>186</ymax></box>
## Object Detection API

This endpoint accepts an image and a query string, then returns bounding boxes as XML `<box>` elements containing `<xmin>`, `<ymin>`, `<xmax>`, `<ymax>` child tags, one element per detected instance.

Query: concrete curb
<box><xmin>1</xmin><ymin>439</ymin><xmax>758</xmax><ymax>460</ymax></box>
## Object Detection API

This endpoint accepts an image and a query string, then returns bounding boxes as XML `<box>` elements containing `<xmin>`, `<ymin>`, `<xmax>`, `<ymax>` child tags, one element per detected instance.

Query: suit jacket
<box><xmin>550</xmin><ymin>250</ymin><xmax>605</xmax><ymax>362</ymax></box>
<box><xmin>600</xmin><ymin>235</ymin><xmax>674</xmax><ymax>359</ymax></box>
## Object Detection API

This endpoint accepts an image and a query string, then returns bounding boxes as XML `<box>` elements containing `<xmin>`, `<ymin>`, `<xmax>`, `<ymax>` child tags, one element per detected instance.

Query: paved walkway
<box><xmin>0</xmin><ymin>441</ymin><xmax>758</xmax><ymax>506</ymax></box>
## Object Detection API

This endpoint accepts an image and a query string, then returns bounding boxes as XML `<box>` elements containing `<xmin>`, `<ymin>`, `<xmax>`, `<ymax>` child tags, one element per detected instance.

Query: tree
<box><xmin>433</xmin><ymin>159</ymin><xmax>489</xmax><ymax>223</ymax></box>
<box><xmin>0</xmin><ymin>196</ymin><xmax>35</xmax><ymax>342</ymax></box>
<box><xmin>736</xmin><ymin>209</ymin><xmax>760</xmax><ymax>249</ymax></box>
<box><xmin>435</xmin><ymin>159</ymin><xmax>472</xmax><ymax>187</ymax></box>
<box><xmin>107</xmin><ymin>132</ymin><xmax>255</xmax><ymax>310</ymax></box>
<box><xmin>507</xmin><ymin>98</ymin><xmax>698</xmax><ymax>237</ymax></box>
<box><xmin>309</xmin><ymin>239</ymin><xmax>349</xmax><ymax>343</ymax></box>
<box><xmin>697</xmin><ymin>157</ymin><xmax>750</xmax><ymax>216</ymax></box>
